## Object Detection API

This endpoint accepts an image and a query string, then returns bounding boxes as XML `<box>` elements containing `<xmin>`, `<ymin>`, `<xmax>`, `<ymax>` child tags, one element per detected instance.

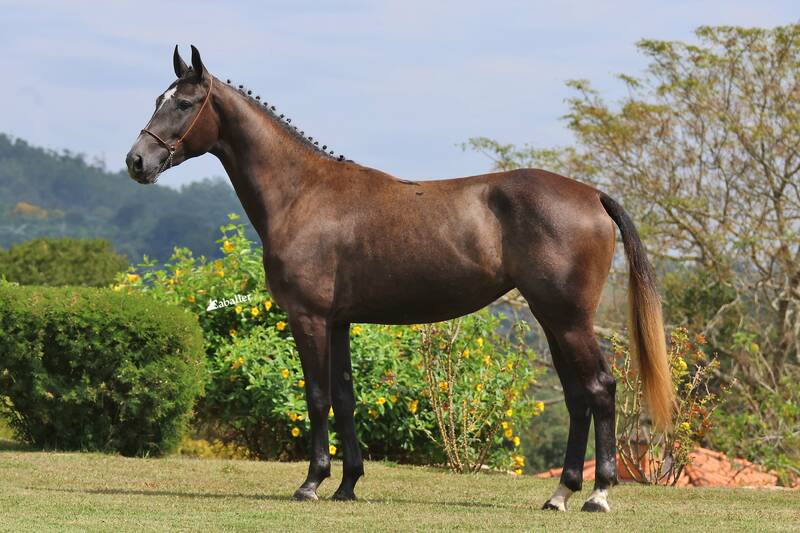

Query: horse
<box><xmin>126</xmin><ymin>45</ymin><xmax>673</xmax><ymax>512</ymax></box>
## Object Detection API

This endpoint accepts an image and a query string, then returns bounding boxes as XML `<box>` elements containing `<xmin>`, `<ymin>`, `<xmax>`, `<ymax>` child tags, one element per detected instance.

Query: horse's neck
<box><xmin>210</xmin><ymin>85</ymin><xmax>327</xmax><ymax>242</ymax></box>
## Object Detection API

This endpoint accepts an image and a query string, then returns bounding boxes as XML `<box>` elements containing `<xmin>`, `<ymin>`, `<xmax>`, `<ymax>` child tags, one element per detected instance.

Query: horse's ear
<box><xmin>190</xmin><ymin>45</ymin><xmax>205</xmax><ymax>80</ymax></box>
<box><xmin>173</xmin><ymin>45</ymin><xmax>189</xmax><ymax>78</ymax></box>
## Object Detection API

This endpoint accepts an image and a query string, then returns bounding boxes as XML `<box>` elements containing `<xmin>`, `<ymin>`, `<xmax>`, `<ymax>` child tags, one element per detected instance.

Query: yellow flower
<box><xmin>390</xmin><ymin>395</ymin><xmax>398</xmax><ymax>404</ymax></box>
<box><xmin>127</xmin><ymin>273</ymin><xmax>140</xmax><ymax>283</ymax></box>
<box><xmin>483</xmin><ymin>355</ymin><xmax>492</xmax><ymax>366</ymax></box>
<box><xmin>438</xmin><ymin>381</ymin><xmax>448</xmax><ymax>392</ymax></box>
<box><xmin>298</xmin><ymin>379</ymin><xmax>305</xmax><ymax>388</ymax></box>
<box><xmin>507</xmin><ymin>361</ymin><xmax>514</xmax><ymax>371</ymax></box>
<box><xmin>352</xmin><ymin>325</ymin><xmax>363</xmax><ymax>335</ymax></box>
<box><xmin>174</xmin><ymin>268</ymin><xmax>182</xmax><ymax>277</ymax></box>
<box><xmin>329</xmin><ymin>407</ymin><xmax>334</xmax><ymax>417</ymax></box>
<box><xmin>680</xmin><ymin>422</ymin><xmax>691</xmax><ymax>432</ymax></box>
<box><xmin>475</xmin><ymin>383</ymin><xmax>483</xmax><ymax>392</ymax></box>
<box><xmin>329</xmin><ymin>444</ymin><xmax>337</xmax><ymax>456</ymax></box>
<box><xmin>235</xmin><ymin>305</ymin><xmax>242</xmax><ymax>314</ymax></box>
<box><xmin>514</xmin><ymin>468</ymin><xmax>523</xmax><ymax>476</ymax></box>
<box><xmin>223</xmin><ymin>240</ymin><xmax>235</xmax><ymax>253</ymax></box>
<box><xmin>291</xmin><ymin>427</ymin><xmax>301</xmax><ymax>438</ymax></box>
<box><xmin>276</xmin><ymin>321</ymin><xmax>286</xmax><ymax>331</ymax></box>
<box><xmin>297</xmin><ymin>414</ymin><xmax>305</xmax><ymax>421</ymax></box>
<box><xmin>288</xmin><ymin>412</ymin><xmax>298</xmax><ymax>421</ymax></box>
<box><xmin>501</xmin><ymin>421</ymin><xmax>509</xmax><ymax>429</ymax></box>
<box><xmin>231</xmin><ymin>357</ymin><xmax>244</xmax><ymax>370</ymax></box>
<box><xmin>505</xmin><ymin>408</ymin><xmax>513</xmax><ymax>417</ymax></box>
<box><xmin>264</xmin><ymin>299</ymin><xmax>273</xmax><ymax>311</ymax></box>
<box><xmin>229</xmin><ymin>329</ymin><xmax>237</xmax><ymax>337</ymax></box>
<box><xmin>513</xmin><ymin>454</ymin><xmax>525</xmax><ymax>466</ymax></box>
<box><xmin>677</xmin><ymin>357</ymin><xmax>688</xmax><ymax>371</ymax></box>
<box><xmin>216</xmin><ymin>270</ymin><xmax>225</xmax><ymax>277</ymax></box>
<box><xmin>213</xmin><ymin>260</ymin><xmax>223</xmax><ymax>271</ymax></box>
<box><xmin>377</xmin><ymin>397</ymin><xmax>386</xmax><ymax>406</ymax></box>
<box><xmin>409</xmin><ymin>400</ymin><xmax>419</xmax><ymax>414</ymax></box>
<box><xmin>513</xmin><ymin>436</ymin><xmax>520</xmax><ymax>447</ymax></box>
<box><xmin>281</xmin><ymin>368</ymin><xmax>290</xmax><ymax>379</ymax></box>
<box><xmin>187</xmin><ymin>295</ymin><xmax>196</xmax><ymax>303</ymax></box>
<box><xmin>250</xmin><ymin>306</ymin><xmax>259</xmax><ymax>317</ymax></box>
<box><xmin>462</xmin><ymin>349</ymin><xmax>470</xmax><ymax>358</ymax></box>
<box><xmin>112</xmin><ymin>284</ymin><xmax>123</xmax><ymax>291</ymax></box>
<box><xmin>534</xmin><ymin>401</ymin><xmax>545</xmax><ymax>415</ymax></box>
<box><xmin>476</xmin><ymin>337</ymin><xmax>484</xmax><ymax>348</ymax></box>
<box><xmin>504</xmin><ymin>428</ymin><xmax>513</xmax><ymax>439</ymax></box>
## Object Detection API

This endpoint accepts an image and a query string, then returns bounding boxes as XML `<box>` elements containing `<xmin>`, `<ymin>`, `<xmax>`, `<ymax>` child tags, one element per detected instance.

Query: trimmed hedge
<box><xmin>0</xmin><ymin>237</ymin><xmax>128</xmax><ymax>287</ymax></box>
<box><xmin>0</xmin><ymin>284</ymin><xmax>206</xmax><ymax>456</ymax></box>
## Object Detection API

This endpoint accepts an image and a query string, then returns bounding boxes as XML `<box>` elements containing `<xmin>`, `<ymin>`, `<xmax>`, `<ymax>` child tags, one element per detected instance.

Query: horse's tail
<box><xmin>600</xmin><ymin>192</ymin><xmax>674</xmax><ymax>429</ymax></box>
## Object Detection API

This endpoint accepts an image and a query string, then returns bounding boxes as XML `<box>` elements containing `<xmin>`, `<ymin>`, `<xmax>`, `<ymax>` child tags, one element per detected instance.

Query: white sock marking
<box><xmin>546</xmin><ymin>483</ymin><xmax>573</xmax><ymax>511</ymax></box>
<box><xmin>584</xmin><ymin>488</ymin><xmax>610</xmax><ymax>512</ymax></box>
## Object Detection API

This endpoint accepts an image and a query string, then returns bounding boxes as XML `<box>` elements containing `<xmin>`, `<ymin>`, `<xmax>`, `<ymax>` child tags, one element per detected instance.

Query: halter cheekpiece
<box><xmin>140</xmin><ymin>76</ymin><xmax>214</xmax><ymax>182</ymax></box>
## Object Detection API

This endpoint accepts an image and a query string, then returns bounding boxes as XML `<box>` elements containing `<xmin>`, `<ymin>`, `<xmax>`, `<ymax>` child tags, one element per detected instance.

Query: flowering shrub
<box><xmin>418</xmin><ymin>318</ymin><xmax>543</xmax><ymax>474</ymax></box>
<box><xmin>611</xmin><ymin>328</ymin><xmax>722</xmax><ymax>485</ymax></box>
<box><xmin>117</xmin><ymin>216</ymin><xmax>542</xmax><ymax>469</ymax></box>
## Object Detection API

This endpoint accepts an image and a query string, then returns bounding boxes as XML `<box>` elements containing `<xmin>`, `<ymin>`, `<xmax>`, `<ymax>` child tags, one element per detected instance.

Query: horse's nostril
<box><xmin>133</xmin><ymin>154</ymin><xmax>143</xmax><ymax>172</ymax></box>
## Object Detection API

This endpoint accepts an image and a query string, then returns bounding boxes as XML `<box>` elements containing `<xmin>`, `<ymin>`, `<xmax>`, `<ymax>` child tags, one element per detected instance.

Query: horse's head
<box><xmin>126</xmin><ymin>45</ymin><xmax>218</xmax><ymax>184</ymax></box>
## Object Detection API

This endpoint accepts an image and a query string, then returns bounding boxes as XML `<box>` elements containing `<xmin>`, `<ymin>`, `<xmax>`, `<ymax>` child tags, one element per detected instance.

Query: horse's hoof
<box><xmin>542</xmin><ymin>500</ymin><xmax>566</xmax><ymax>511</ymax></box>
<box><xmin>292</xmin><ymin>487</ymin><xmax>319</xmax><ymax>501</ymax></box>
<box><xmin>331</xmin><ymin>489</ymin><xmax>357</xmax><ymax>501</ymax></box>
<box><xmin>580</xmin><ymin>500</ymin><xmax>609</xmax><ymax>513</ymax></box>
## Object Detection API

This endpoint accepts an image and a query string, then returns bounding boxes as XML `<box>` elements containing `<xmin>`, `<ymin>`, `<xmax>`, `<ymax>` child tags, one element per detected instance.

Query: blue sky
<box><xmin>0</xmin><ymin>1</ymin><xmax>795</xmax><ymax>188</ymax></box>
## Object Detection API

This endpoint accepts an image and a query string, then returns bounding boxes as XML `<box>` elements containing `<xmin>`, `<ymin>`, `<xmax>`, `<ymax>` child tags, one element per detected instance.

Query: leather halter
<box><xmin>141</xmin><ymin>76</ymin><xmax>214</xmax><ymax>157</ymax></box>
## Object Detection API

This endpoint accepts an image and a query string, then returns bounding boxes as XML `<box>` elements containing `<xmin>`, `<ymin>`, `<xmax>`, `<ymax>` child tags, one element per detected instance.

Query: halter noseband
<box><xmin>140</xmin><ymin>76</ymin><xmax>214</xmax><ymax>181</ymax></box>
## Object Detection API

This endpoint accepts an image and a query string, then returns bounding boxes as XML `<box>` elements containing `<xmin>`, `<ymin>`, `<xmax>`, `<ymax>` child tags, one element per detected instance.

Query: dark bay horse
<box><xmin>126</xmin><ymin>46</ymin><xmax>673</xmax><ymax>512</ymax></box>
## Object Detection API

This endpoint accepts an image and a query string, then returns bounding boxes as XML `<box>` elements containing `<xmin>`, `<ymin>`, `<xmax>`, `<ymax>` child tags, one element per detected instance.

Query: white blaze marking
<box><xmin>158</xmin><ymin>87</ymin><xmax>177</xmax><ymax>110</ymax></box>
<box><xmin>584</xmin><ymin>488</ymin><xmax>610</xmax><ymax>512</ymax></box>
<box><xmin>546</xmin><ymin>483</ymin><xmax>573</xmax><ymax>511</ymax></box>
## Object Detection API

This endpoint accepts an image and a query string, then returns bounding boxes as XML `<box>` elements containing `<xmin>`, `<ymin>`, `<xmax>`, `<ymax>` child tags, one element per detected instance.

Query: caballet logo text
<box><xmin>206</xmin><ymin>293</ymin><xmax>253</xmax><ymax>311</ymax></box>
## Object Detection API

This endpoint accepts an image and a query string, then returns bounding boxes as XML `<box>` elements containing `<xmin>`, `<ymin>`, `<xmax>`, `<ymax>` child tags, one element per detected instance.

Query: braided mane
<box><xmin>223</xmin><ymin>77</ymin><xmax>351</xmax><ymax>163</ymax></box>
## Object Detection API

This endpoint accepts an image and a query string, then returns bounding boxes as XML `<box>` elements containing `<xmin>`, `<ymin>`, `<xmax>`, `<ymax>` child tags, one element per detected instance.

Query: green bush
<box><xmin>0</xmin><ymin>237</ymin><xmax>128</xmax><ymax>287</ymax></box>
<box><xmin>0</xmin><ymin>283</ymin><xmax>206</xmax><ymax>456</ymax></box>
<box><xmin>121</xmin><ymin>216</ymin><xmax>543</xmax><ymax>469</ymax></box>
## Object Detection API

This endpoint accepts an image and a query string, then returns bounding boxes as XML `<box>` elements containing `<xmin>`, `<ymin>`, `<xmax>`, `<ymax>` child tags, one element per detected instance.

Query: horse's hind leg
<box><xmin>519</xmin><ymin>279</ymin><xmax>617</xmax><ymax>512</ymax></box>
<box><xmin>558</xmin><ymin>322</ymin><xmax>616</xmax><ymax>512</ymax></box>
<box><xmin>540</xmin><ymin>327</ymin><xmax>592</xmax><ymax>511</ymax></box>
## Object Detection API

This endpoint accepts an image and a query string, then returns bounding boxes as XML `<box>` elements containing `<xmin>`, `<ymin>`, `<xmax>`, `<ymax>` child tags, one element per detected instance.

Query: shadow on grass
<box><xmin>32</xmin><ymin>486</ymin><xmax>295</xmax><ymax>503</ymax></box>
<box><xmin>0</xmin><ymin>438</ymin><xmax>34</xmax><ymax>452</ymax></box>
<box><xmin>32</xmin><ymin>486</ymin><xmax>524</xmax><ymax>510</ymax></box>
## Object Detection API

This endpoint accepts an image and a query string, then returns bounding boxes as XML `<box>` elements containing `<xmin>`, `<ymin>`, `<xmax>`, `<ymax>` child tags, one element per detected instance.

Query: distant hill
<box><xmin>0</xmin><ymin>134</ymin><xmax>254</xmax><ymax>262</ymax></box>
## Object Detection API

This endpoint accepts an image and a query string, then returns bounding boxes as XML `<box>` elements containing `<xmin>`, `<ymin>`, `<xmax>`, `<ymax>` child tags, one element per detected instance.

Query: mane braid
<box><xmin>224</xmin><ymin>78</ymin><xmax>351</xmax><ymax>163</ymax></box>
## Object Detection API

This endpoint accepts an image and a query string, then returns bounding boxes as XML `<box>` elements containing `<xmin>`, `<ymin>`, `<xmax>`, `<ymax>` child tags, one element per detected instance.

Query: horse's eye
<box><xmin>177</xmin><ymin>99</ymin><xmax>193</xmax><ymax>110</ymax></box>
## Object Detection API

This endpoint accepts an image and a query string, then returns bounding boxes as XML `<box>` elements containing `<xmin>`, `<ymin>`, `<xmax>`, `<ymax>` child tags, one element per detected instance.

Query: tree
<box><xmin>466</xmin><ymin>25</ymin><xmax>800</xmax><ymax>476</ymax></box>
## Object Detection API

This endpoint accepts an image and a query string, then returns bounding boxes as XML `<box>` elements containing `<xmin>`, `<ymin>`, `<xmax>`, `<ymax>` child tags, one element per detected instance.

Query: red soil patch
<box><xmin>534</xmin><ymin>447</ymin><xmax>797</xmax><ymax>488</ymax></box>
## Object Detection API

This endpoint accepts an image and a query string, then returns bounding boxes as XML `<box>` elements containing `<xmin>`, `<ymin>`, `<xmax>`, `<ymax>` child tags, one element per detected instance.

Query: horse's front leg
<box><xmin>290</xmin><ymin>312</ymin><xmax>332</xmax><ymax>501</ymax></box>
<box><xmin>330</xmin><ymin>323</ymin><xmax>364</xmax><ymax>500</ymax></box>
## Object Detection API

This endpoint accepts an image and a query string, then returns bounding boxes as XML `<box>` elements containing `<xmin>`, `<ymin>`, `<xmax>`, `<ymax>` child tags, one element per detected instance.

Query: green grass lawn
<box><xmin>0</xmin><ymin>442</ymin><xmax>798</xmax><ymax>532</ymax></box>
